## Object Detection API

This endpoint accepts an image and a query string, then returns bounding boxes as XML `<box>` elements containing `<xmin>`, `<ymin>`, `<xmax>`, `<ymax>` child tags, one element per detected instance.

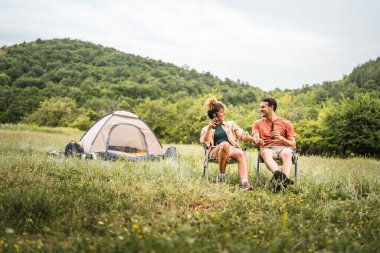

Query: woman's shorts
<box><xmin>209</xmin><ymin>142</ymin><xmax>241</xmax><ymax>159</ymax></box>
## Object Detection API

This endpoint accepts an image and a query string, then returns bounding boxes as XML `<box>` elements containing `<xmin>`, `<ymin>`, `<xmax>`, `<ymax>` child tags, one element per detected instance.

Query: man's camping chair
<box><xmin>256</xmin><ymin>148</ymin><xmax>299</xmax><ymax>185</ymax></box>
<box><xmin>203</xmin><ymin>146</ymin><xmax>247</xmax><ymax>181</ymax></box>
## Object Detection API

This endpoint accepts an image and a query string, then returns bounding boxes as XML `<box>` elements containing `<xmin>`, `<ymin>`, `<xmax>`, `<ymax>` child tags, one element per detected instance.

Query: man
<box><xmin>251</xmin><ymin>98</ymin><xmax>296</xmax><ymax>189</ymax></box>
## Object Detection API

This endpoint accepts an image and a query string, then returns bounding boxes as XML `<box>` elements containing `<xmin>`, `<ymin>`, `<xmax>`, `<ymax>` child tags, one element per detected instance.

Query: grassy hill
<box><xmin>0</xmin><ymin>38</ymin><xmax>263</xmax><ymax>124</ymax></box>
<box><xmin>0</xmin><ymin>125</ymin><xmax>379</xmax><ymax>252</ymax></box>
<box><xmin>0</xmin><ymin>39</ymin><xmax>379</xmax><ymax>157</ymax></box>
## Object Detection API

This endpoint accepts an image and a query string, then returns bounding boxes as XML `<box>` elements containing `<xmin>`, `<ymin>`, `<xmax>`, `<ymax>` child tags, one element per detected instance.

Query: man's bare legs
<box><xmin>260</xmin><ymin>148</ymin><xmax>294</xmax><ymax>189</ymax></box>
<box><xmin>260</xmin><ymin>148</ymin><xmax>293</xmax><ymax>177</ymax></box>
<box><xmin>260</xmin><ymin>149</ymin><xmax>279</xmax><ymax>173</ymax></box>
<box><xmin>279</xmin><ymin>149</ymin><xmax>293</xmax><ymax>177</ymax></box>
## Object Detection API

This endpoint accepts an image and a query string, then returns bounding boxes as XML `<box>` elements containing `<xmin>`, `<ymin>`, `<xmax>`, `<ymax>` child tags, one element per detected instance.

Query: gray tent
<box><xmin>80</xmin><ymin>111</ymin><xmax>164</xmax><ymax>160</ymax></box>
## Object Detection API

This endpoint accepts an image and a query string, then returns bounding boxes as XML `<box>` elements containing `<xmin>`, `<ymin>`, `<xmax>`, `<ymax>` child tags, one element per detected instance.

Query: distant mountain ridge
<box><xmin>1</xmin><ymin>38</ymin><xmax>379</xmax><ymax>124</ymax></box>
<box><xmin>0</xmin><ymin>38</ymin><xmax>263</xmax><ymax>123</ymax></box>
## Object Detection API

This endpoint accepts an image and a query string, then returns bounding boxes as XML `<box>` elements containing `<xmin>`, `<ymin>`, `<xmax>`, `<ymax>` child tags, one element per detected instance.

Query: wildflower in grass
<box><xmin>60</xmin><ymin>241</ymin><xmax>69</xmax><ymax>249</ymax></box>
<box><xmin>42</xmin><ymin>226</ymin><xmax>51</xmax><ymax>233</ymax></box>
<box><xmin>36</xmin><ymin>239</ymin><xmax>44</xmax><ymax>250</ymax></box>
<box><xmin>308</xmin><ymin>242</ymin><xmax>316</xmax><ymax>252</ymax></box>
<box><xmin>5</xmin><ymin>228</ymin><xmax>14</xmax><ymax>234</ymax></box>
<box><xmin>123</xmin><ymin>227</ymin><xmax>129</xmax><ymax>233</ymax></box>
<box><xmin>282</xmin><ymin>211</ymin><xmax>288</xmax><ymax>226</ymax></box>
<box><xmin>132</xmin><ymin>224</ymin><xmax>139</xmax><ymax>230</ymax></box>
<box><xmin>259</xmin><ymin>229</ymin><xmax>265</xmax><ymax>235</ymax></box>
<box><xmin>252</xmin><ymin>234</ymin><xmax>258</xmax><ymax>239</ymax></box>
<box><xmin>186</xmin><ymin>238</ymin><xmax>195</xmax><ymax>244</ymax></box>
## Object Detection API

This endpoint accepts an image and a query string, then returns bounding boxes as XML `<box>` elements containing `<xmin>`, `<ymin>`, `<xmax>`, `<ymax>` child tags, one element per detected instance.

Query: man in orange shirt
<box><xmin>251</xmin><ymin>98</ymin><xmax>296</xmax><ymax>189</ymax></box>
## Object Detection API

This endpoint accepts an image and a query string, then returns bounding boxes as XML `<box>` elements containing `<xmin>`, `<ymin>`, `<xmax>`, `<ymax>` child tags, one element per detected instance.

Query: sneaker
<box><xmin>274</xmin><ymin>171</ymin><xmax>294</xmax><ymax>185</ymax></box>
<box><xmin>216</xmin><ymin>175</ymin><xmax>226</xmax><ymax>184</ymax></box>
<box><xmin>270</xmin><ymin>175</ymin><xmax>280</xmax><ymax>190</ymax></box>
<box><xmin>240</xmin><ymin>182</ymin><xmax>254</xmax><ymax>191</ymax></box>
<box><xmin>272</xmin><ymin>171</ymin><xmax>294</xmax><ymax>191</ymax></box>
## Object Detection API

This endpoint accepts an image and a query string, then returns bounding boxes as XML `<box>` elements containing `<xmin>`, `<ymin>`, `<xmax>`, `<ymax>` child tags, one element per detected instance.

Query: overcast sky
<box><xmin>1</xmin><ymin>0</ymin><xmax>379</xmax><ymax>91</ymax></box>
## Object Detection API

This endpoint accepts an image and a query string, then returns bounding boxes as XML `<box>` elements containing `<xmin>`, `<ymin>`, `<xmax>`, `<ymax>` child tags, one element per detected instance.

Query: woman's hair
<box><xmin>205</xmin><ymin>97</ymin><xmax>226</xmax><ymax>119</ymax></box>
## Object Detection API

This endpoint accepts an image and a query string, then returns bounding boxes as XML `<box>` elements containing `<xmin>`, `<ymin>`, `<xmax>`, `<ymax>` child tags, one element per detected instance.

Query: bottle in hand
<box><xmin>270</xmin><ymin>122</ymin><xmax>275</xmax><ymax>139</ymax></box>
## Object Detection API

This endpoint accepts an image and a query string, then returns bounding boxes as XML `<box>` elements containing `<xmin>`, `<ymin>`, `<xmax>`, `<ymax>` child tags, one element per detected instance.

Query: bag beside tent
<box><xmin>79</xmin><ymin>111</ymin><xmax>164</xmax><ymax>160</ymax></box>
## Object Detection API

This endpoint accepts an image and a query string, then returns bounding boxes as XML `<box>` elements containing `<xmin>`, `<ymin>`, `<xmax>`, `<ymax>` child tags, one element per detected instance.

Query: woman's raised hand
<box><xmin>209</xmin><ymin>118</ymin><xmax>218</xmax><ymax>129</ymax></box>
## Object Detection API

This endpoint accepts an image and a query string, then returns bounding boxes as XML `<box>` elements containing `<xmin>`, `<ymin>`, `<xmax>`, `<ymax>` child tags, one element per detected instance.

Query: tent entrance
<box><xmin>106</xmin><ymin>123</ymin><xmax>149</xmax><ymax>156</ymax></box>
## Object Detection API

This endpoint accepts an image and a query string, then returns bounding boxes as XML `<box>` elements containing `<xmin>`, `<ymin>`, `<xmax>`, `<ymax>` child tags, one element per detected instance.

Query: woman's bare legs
<box><xmin>211</xmin><ymin>142</ymin><xmax>230</xmax><ymax>174</ymax></box>
<box><xmin>229</xmin><ymin>149</ymin><xmax>248</xmax><ymax>180</ymax></box>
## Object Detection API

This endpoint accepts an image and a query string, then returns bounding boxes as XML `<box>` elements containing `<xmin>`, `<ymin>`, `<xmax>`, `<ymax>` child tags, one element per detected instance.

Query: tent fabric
<box><xmin>79</xmin><ymin>111</ymin><xmax>164</xmax><ymax>159</ymax></box>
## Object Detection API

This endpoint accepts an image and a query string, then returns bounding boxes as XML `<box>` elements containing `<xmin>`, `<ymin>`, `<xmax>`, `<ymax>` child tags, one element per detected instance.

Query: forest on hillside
<box><xmin>0</xmin><ymin>39</ymin><xmax>379</xmax><ymax>157</ymax></box>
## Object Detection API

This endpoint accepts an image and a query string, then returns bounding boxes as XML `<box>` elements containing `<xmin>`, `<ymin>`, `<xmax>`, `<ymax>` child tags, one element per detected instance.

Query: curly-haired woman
<box><xmin>200</xmin><ymin>97</ymin><xmax>261</xmax><ymax>190</ymax></box>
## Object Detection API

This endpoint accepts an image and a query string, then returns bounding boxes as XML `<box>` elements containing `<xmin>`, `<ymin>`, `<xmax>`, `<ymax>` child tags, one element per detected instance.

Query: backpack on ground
<box><xmin>64</xmin><ymin>141</ymin><xmax>84</xmax><ymax>157</ymax></box>
<box><xmin>163</xmin><ymin>146</ymin><xmax>178</xmax><ymax>160</ymax></box>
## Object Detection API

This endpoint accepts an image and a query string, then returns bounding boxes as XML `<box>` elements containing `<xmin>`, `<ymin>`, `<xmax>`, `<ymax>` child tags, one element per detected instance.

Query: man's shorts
<box><xmin>209</xmin><ymin>142</ymin><xmax>241</xmax><ymax>159</ymax></box>
<box><xmin>259</xmin><ymin>146</ymin><xmax>294</xmax><ymax>161</ymax></box>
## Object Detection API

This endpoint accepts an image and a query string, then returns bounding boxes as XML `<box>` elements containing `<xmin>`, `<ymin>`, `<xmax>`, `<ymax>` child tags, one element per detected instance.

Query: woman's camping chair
<box><xmin>256</xmin><ymin>148</ymin><xmax>299</xmax><ymax>185</ymax></box>
<box><xmin>203</xmin><ymin>146</ymin><xmax>247</xmax><ymax>181</ymax></box>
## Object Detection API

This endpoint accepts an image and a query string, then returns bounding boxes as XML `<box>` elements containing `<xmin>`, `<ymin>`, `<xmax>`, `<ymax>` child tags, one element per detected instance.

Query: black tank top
<box><xmin>214</xmin><ymin>124</ymin><xmax>229</xmax><ymax>145</ymax></box>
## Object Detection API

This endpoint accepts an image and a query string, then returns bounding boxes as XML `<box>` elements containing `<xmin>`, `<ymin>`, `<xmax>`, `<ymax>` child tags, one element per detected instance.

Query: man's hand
<box><xmin>252</xmin><ymin>137</ymin><xmax>264</xmax><ymax>147</ymax></box>
<box><xmin>270</xmin><ymin>130</ymin><xmax>281</xmax><ymax>140</ymax></box>
<box><xmin>271</xmin><ymin>130</ymin><xmax>296</xmax><ymax>148</ymax></box>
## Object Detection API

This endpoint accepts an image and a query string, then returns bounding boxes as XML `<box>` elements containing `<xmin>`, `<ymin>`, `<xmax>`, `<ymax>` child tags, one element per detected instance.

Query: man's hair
<box><xmin>261</xmin><ymin>98</ymin><xmax>277</xmax><ymax>112</ymax></box>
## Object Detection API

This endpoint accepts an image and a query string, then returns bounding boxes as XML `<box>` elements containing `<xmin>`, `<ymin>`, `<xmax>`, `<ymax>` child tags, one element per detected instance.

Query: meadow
<box><xmin>0</xmin><ymin>125</ymin><xmax>379</xmax><ymax>252</ymax></box>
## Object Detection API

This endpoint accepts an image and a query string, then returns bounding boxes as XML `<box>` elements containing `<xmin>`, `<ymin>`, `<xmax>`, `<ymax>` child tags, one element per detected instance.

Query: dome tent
<box><xmin>80</xmin><ymin>111</ymin><xmax>164</xmax><ymax>160</ymax></box>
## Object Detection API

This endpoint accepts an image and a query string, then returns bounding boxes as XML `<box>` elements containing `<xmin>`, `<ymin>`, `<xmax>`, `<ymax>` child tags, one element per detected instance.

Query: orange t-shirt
<box><xmin>252</xmin><ymin>117</ymin><xmax>295</xmax><ymax>148</ymax></box>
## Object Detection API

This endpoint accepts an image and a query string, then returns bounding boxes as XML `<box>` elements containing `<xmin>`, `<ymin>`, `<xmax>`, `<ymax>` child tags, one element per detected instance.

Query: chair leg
<box><xmin>256</xmin><ymin>157</ymin><xmax>260</xmax><ymax>181</ymax></box>
<box><xmin>295</xmin><ymin>160</ymin><xmax>298</xmax><ymax>185</ymax></box>
<box><xmin>204</xmin><ymin>162</ymin><xmax>209</xmax><ymax>181</ymax></box>
<box><xmin>203</xmin><ymin>148</ymin><xmax>209</xmax><ymax>181</ymax></box>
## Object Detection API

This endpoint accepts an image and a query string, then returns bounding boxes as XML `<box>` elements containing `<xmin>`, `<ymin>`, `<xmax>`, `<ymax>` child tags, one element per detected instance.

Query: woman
<box><xmin>200</xmin><ymin>97</ymin><xmax>260</xmax><ymax>190</ymax></box>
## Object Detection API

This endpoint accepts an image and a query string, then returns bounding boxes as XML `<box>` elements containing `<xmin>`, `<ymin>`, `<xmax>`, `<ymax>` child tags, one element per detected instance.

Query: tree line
<box><xmin>0</xmin><ymin>39</ymin><xmax>379</xmax><ymax>157</ymax></box>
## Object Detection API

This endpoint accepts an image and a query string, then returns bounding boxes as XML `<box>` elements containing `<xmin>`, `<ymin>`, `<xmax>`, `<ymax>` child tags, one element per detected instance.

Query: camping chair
<box><xmin>256</xmin><ymin>148</ymin><xmax>299</xmax><ymax>185</ymax></box>
<box><xmin>203</xmin><ymin>145</ymin><xmax>247</xmax><ymax>181</ymax></box>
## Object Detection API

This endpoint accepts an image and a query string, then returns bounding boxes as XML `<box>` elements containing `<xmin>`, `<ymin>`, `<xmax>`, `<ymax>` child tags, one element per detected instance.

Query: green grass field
<box><xmin>0</xmin><ymin>125</ymin><xmax>379</xmax><ymax>252</ymax></box>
